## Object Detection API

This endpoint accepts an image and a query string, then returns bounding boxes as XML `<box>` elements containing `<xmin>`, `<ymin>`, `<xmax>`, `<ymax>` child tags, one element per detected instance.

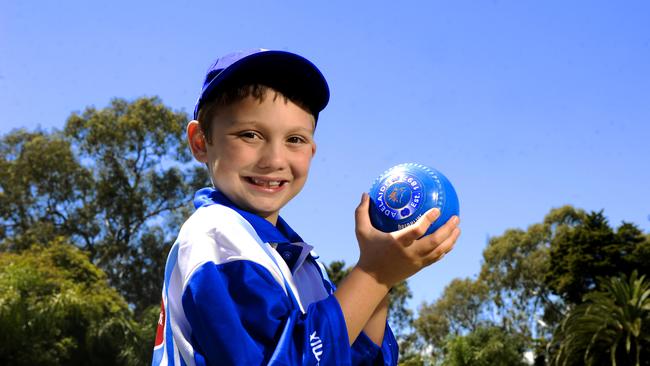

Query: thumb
<box><xmin>393</xmin><ymin>207</ymin><xmax>440</xmax><ymax>244</ymax></box>
<box><xmin>354</xmin><ymin>193</ymin><xmax>372</xmax><ymax>234</ymax></box>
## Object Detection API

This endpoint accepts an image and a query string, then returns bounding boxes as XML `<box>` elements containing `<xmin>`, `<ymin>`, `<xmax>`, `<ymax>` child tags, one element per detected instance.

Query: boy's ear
<box><xmin>187</xmin><ymin>120</ymin><xmax>208</xmax><ymax>163</ymax></box>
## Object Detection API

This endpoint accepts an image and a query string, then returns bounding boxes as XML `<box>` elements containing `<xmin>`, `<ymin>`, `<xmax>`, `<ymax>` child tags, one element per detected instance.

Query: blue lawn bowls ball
<box><xmin>369</xmin><ymin>163</ymin><xmax>459</xmax><ymax>236</ymax></box>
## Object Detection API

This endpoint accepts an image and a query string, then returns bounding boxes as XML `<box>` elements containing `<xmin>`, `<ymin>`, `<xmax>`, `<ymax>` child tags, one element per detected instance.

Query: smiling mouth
<box><xmin>244</xmin><ymin>177</ymin><xmax>288</xmax><ymax>189</ymax></box>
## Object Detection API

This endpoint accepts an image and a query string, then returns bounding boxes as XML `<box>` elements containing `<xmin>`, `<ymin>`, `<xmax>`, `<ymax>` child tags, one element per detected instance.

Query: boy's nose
<box><xmin>257</xmin><ymin>142</ymin><xmax>287</xmax><ymax>171</ymax></box>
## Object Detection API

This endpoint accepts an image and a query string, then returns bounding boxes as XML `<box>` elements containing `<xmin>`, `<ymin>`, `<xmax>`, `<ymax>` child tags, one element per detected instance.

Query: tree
<box><xmin>443</xmin><ymin>325</ymin><xmax>528</xmax><ymax>366</ymax></box>
<box><xmin>0</xmin><ymin>238</ymin><xmax>153</xmax><ymax>365</ymax></box>
<box><xmin>550</xmin><ymin>271</ymin><xmax>650</xmax><ymax>366</ymax></box>
<box><xmin>470</xmin><ymin>205</ymin><xmax>614</xmax><ymax>365</ymax></box>
<box><xmin>428</xmin><ymin>278</ymin><xmax>488</xmax><ymax>335</ymax></box>
<box><xmin>408</xmin><ymin>207</ymin><xmax>575</xmax><ymax>363</ymax></box>
<box><xmin>479</xmin><ymin>206</ymin><xmax>587</xmax><ymax>341</ymax></box>
<box><xmin>0</xmin><ymin>97</ymin><xmax>209</xmax><ymax>313</ymax></box>
<box><xmin>64</xmin><ymin>97</ymin><xmax>207</xmax><ymax>311</ymax></box>
<box><xmin>325</xmin><ymin>260</ymin><xmax>351</xmax><ymax>287</ymax></box>
<box><xmin>0</xmin><ymin>130</ymin><xmax>95</xmax><ymax>250</ymax></box>
<box><xmin>413</xmin><ymin>277</ymin><xmax>489</xmax><ymax>361</ymax></box>
<box><xmin>406</xmin><ymin>206</ymin><xmax>649</xmax><ymax>365</ymax></box>
<box><xmin>546</xmin><ymin>211</ymin><xmax>650</xmax><ymax>304</ymax></box>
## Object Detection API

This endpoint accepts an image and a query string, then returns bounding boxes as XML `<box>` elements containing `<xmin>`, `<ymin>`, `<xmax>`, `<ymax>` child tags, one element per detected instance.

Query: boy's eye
<box><xmin>287</xmin><ymin>136</ymin><xmax>307</xmax><ymax>144</ymax></box>
<box><xmin>239</xmin><ymin>131</ymin><xmax>261</xmax><ymax>140</ymax></box>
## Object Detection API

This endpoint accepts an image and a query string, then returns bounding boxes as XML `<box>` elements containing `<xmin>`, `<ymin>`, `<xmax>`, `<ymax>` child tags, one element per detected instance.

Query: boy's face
<box><xmin>188</xmin><ymin>91</ymin><xmax>316</xmax><ymax>224</ymax></box>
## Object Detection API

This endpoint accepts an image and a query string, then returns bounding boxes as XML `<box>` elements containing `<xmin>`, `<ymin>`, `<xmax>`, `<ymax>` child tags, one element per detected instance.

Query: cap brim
<box><xmin>195</xmin><ymin>50</ymin><xmax>329</xmax><ymax>120</ymax></box>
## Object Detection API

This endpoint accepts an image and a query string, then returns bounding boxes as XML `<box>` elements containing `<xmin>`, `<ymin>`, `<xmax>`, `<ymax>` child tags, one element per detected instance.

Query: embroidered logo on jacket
<box><xmin>310</xmin><ymin>331</ymin><xmax>323</xmax><ymax>362</ymax></box>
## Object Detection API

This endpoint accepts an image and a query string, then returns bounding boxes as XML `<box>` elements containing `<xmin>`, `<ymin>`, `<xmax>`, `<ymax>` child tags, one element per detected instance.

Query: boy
<box><xmin>152</xmin><ymin>49</ymin><xmax>460</xmax><ymax>366</ymax></box>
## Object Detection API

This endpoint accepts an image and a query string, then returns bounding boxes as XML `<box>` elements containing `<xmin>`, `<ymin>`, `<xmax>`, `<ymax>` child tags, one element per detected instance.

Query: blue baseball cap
<box><xmin>193</xmin><ymin>49</ymin><xmax>330</xmax><ymax>120</ymax></box>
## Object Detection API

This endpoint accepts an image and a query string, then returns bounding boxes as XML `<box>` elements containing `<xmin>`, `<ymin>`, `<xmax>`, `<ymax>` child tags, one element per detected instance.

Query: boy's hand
<box><xmin>354</xmin><ymin>193</ymin><xmax>460</xmax><ymax>288</ymax></box>
<box><xmin>334</xmin><ymin>192</ymin><xmax>460</xmax><ymax>345</ymax></box>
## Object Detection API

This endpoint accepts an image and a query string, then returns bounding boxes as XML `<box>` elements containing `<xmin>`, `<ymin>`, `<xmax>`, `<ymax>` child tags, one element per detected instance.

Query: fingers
<box><xmin>411</xmin><ymin>214</ymin><xmax>459</xmax><ymax>257</ymax></box>
<box><xmin>423</xmin><ymin>227</ymin><xmax>461</xmax><ymax>265</ymax></box>
<box><xmin>392</xmin><ymin>208</ymin><xmax>441</xmax><ymax>244</ymax></box>
<box><xmin>354</xmin><ymin>193</ymin><xmax>372</xmax><ymax>235</ymax></box>
<box><xmin>423</xmin><ymin>215</ymin><xmax>459</xmax><ymax>251</ymax></box>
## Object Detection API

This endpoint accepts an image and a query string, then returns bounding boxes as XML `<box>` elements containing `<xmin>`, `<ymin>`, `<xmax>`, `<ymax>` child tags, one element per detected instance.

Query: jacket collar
<box><xmin>193</xmin><ymin>187</ymin><xmax>304</xmax><ymax>245</ymax></box>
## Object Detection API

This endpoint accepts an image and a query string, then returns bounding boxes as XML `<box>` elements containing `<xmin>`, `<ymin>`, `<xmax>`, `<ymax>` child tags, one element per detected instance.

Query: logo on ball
<box><xmin>368</xmin><ymin>163</ymin><xmax>459</xmax><ymax>236</ymax></box>
<box><xmin>374</xmin><ymin>174</ymin><xmax>423</xmax><ymax>221</ymax></box>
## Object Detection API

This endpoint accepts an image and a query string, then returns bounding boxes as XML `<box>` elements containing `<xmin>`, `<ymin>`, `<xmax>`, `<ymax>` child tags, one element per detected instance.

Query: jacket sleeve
<box><xmin>350</xmin><ymin>325</ymin><xmax>399</xmax><ymax>365</ymax></box>
<box><xmin>181</xmin><ymin>259</ymin><xmax>353</xmax><ymax>365</ymax></box>
<box><xmin>311</xmin><ymin>258</ymin><xmax>399</xmax><ymax>365</ymax></box>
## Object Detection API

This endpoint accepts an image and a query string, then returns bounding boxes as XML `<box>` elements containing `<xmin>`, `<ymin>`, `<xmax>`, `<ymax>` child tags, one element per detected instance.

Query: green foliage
<box><xmin>0</xmin><ymin>97</ymin><xmax>209</xmax><ymax>313</ymax></box>
<box><xmin>551</xmin><ymin>271</ymin><xmax>650</xmax><ymax>366</ymax></box>
<box><xmin>0</xmin><ymin>238</ymin><xmax>154</xmax><ymax>365</ymax></box>
<box><xmin>63</xmin><ymin>97</ymin><xmax>201</xmax><ymax>310</ymax></box>
<box><xmin>413</xmin><ymin>277</ymin><xmax>489</xmax><ymax>360</ymax></box>
<box><xmin>406</xmin><ymin>206</ymin><xmax>649</xmax><ymax>365</ymax></box>
<box><xmin>546</xmin><ymin>211</ymin><xmax>650</xmax><ymax>304</ymax></box>
<box><xmin>476</xmin><ymin>206</ymin><xmax>650</xmax><ymax>362</ymax></box>
<box><xmin>395</xmin><ymin>332</ymin><xmax>437</xmax><ymax>366</ymax></box>
<box><xmin>479</xmin><ymin>206</ymin><xmax>583</xmax><ymax>340</ymax></box>
<box><xmin>389</xmin><ymin>278</ymin><xmax>415</xmax><ymax>337</ymax></box>
<box><xmin>427</xmin><ymin>278</ymin><xmax>488</xmax><ymax>335</ymax></box>
<box><xmin>0</xmin><ymin>130</ymin><xmax>95</xmax><ymax>251</ymax></box>
<box><xmin>443</xmin><ymin>325</ymin><xmax>528</xmax><ymax>366</ymax></box>
<box><xmin>4</xmin><ymin>96</ymin><xmax>649</xmax><ymax>365</ymax></box>
<box><xmin>325</xmin><ymin>260</ymin><xmax>351</xmax><ymax>286</ymax></box>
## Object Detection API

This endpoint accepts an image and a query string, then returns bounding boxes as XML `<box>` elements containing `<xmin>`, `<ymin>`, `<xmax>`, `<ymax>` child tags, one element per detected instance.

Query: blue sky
<box><xmin>2</xmin><ymin>1</ymin><xmax>649</xmax><ymax>308</ymax></box>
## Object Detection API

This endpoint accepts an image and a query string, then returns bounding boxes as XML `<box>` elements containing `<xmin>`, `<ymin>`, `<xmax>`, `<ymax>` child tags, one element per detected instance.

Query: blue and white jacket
<box><xmin>152</xmin><ymin>188</ymin><xmax>398</xmax><ymax>365</ymax></box>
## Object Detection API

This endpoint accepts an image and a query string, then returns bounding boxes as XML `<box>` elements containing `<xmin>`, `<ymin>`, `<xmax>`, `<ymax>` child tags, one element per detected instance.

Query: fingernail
<box><xmin>453</xmin><ymin>216</ymin><xmax>460</xmax><ymax>225</ymax></box>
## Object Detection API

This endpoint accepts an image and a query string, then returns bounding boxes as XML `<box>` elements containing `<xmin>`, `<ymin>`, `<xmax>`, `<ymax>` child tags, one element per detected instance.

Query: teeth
<box><xmin>251</xmin><ymin>178</ymin><xmax>283</xmax><ymax>187</ymax></box>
